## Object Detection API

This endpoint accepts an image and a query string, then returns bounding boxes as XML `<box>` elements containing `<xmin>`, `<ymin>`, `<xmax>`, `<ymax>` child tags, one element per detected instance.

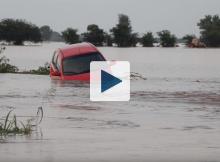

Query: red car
<box><xmin>50</xmin><ymin>43</ymin><xmax>106</xmax><ymax>81</ymax></box>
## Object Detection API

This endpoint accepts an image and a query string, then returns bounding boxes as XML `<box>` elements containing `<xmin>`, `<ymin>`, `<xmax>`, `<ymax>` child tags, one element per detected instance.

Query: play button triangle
<box><xmin>101</xmin><ymin>70</ymin><xmax>122</xmax><ymax>93</ymax></box>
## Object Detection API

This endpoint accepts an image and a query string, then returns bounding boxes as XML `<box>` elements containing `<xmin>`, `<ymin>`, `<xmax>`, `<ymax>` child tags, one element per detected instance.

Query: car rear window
<box><xmin>63</xmin><ymin>52</ymin><xmax>105</xmax><ymax>75</ymax></box>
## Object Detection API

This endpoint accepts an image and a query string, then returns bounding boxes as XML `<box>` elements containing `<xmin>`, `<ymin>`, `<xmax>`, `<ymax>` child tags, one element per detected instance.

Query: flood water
<box><xmin>1</xmin><ymin>43</ymin><xmax>220</xmax><ymax>162</ymax></box>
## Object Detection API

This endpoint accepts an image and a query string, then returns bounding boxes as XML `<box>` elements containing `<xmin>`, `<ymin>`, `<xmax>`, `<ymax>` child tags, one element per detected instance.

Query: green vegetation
<box><xmin>110</xmin><ymin>14</ymin><xmax>138</xmax><ymax>47</ymax></box>
<box><xmin>0</xmin><ymin>47</ymin><xmax>48</xmax><ymax>75</ymax></box>
<box><xmin>21</xmin><ymin>63</ymin><xmax>50</xmax><ymax>75</ymax></box>
<box><xmin>157</xmin><ymin>30</ymin><xmax>177</xmax><ymax>47</ymax></box>
<box><xmin>0</xmin><ymin>107</ymin><xmax>43</xmax><ymax>136</ymax></box>
<box><xmin>198</xmin><ymin>15</ymin><xmax>220</xmax><ymax>47</ymax></box>
<box><xmin>82</xmin><ymin>24</ymin><xmax>105</xmax><ymax>46</ymax></box>
<box><xmin>0</xmin><ymin>111</ymin><xmax>31</xmax><ymax>135</ymax></box>
<box><xmin>0</xmin><ymin>47</ymin><xmax>18</xmax><ymax>73</ymax></box>
<box><xmin>28</xmin><ymin>63</ymin><xmax>50</xmax><ymax>75</ymax></box>
<box><xmin>104</xmin><ymin>33</ymin><xmax>113</xmax><ymax>46</ymax></box>
<box><xmin>62</xmin><ymin>28</ymin><xmax>80</xmax><ymax>44</ymax></box>
<box><xmin>141</xmin><ymin>32</ymin><xmax>155</xmax><ymax>47</ymax></box>
<box><xmin>0</xmin><ymin>19</ymin><xmax>41</xmax><ymax>45</ymax></box>
<box><xmin>182</xmin><ymin>34</ymin><xmax>196</xmax><ymax>46</ymax></box>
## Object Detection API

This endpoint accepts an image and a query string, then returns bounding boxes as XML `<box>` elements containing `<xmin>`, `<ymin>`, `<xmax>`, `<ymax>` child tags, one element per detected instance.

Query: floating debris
<box><xmin>130</xmin><ymin>72</ymin><xmax>147</xmax><ymax>80</ymax></box>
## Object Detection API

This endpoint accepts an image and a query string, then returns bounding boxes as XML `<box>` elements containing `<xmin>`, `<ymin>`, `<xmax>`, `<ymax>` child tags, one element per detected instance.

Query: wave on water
<box><xmin>131</xmin><ymin>91</ymin><xmax>220</xmax><ymax>106</ymax></box>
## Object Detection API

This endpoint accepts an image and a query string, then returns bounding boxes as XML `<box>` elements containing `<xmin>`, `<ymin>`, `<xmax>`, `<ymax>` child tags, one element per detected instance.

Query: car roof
<box><xmin>59</xmin><ymin>42</ymin><xmax>98</xmax><ymax>58</ymax></box>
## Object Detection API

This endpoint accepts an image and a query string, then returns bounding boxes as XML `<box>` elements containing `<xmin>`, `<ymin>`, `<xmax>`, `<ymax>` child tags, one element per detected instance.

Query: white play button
<box><xmin>90</xmin><ymin>61</ymin><xmax>130</xmax><ymax>101</ymax></box>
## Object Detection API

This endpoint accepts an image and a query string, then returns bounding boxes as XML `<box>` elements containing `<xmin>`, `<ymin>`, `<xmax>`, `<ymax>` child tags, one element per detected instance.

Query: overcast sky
<box><xmin>0</xmin><ymin>0</ymin><xmax>219</xmax><ymax>37</ymax></box>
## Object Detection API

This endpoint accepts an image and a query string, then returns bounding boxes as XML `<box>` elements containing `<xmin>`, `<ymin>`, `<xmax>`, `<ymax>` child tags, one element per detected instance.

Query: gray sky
<box><xmin>0</xmin><ymin>0</ymin><xmax>219</xmax><ymax>37</ymax></box>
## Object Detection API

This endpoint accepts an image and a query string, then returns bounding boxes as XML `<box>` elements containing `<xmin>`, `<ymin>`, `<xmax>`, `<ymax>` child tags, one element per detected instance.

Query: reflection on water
<box><xmin>1</xmin><ymin>44</ymin><xmax>220</xmax><ymax>161</ymax></box>
<box><xmin>65</xmin><ymin>116</ymin><xmax>140</xmax><ymax>129</ymax></box>
<box><xmin>51</xmin><ymin>79</ymin><xmax>90</xmax><ymax>87</ymax></box>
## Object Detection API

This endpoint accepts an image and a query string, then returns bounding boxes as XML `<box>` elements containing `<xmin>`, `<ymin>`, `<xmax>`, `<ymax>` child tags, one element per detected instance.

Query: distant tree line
<box><xmin>0</xmin><ymin>14</ymin><xmax>219</xmax><ymax>47</ymax></box>
<box><xmin>0</xmin><ymin>19</ymin><xmax>63</xmax><ymax>45</ymax></box>
<box><xmin>61</xmin><ymin>14</ymin><xmax>220</xmax><ymax>47</ymax></box>
<box><xmin>0</xmin><ymin>19</ymin><xmax>41</xmax><ymax>45</ymax></box>
<box><xmin>61</xmin><ymin>14</ymin><xmax>177</xmax><ymax>47</ymax></box>
<box><xmin>198</xmin><ymin>15</ymin><xmax>220</xmax><ymax>47</ymax></box>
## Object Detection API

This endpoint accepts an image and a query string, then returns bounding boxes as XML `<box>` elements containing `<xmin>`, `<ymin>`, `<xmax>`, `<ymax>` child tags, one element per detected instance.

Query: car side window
<box><xmin>52</xmin><ymin>51</ymin><xmax>59</xmax><ymax>69</ymax></box>
<box><xmin>56</xmin><ymin>55</ymin><xmax>62</xmax><ymax>71</ymax></box>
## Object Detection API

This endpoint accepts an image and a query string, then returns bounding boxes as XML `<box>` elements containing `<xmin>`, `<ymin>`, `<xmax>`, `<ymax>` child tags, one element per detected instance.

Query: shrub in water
<box><xmin>0</xmin><ymin>47</ymin><xmax>18</xmax><ymax>73</ymax></box>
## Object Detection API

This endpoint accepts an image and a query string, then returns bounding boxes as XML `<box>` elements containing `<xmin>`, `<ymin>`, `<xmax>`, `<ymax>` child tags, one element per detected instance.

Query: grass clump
<box><xmin>0</xmin><ymin>47</ymin><xmax>18</xmax><ymax>73</ymax></box>
<box><xmin>0</xmin><ymin>107</ymin><xmax>43</xmax><ymax>136</ymax></box>
<box><xmin>0</xmin><ymin>110</ymin><xmax>31</xmax><ymax>135</ymax></box>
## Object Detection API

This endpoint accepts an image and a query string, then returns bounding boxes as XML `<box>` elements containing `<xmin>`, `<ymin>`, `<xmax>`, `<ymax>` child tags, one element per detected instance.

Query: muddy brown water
<box><xmin>0</xmin><ymin>43</ymin><xmax>220</xmax><ymax>162</ymax></box>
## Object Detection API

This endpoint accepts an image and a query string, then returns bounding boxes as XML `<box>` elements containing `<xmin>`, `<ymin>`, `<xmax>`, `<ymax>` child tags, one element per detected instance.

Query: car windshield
<box><xmin>63</xmin><ymin>52</ymin><xmax>105</xmax><ymax>75</ymax></box>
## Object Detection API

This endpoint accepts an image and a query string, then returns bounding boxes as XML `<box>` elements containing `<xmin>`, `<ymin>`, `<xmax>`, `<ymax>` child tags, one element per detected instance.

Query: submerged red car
<box><xmin>50</xmin><ymin>42</ymin><xmax>106</xmax><ymax>81</ymax></box>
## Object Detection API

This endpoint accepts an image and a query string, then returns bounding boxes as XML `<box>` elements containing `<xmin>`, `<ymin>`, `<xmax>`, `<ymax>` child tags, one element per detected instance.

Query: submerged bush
<box><xmin>0</xmin><ymin>49</ymin><xmax>49</xmax><ymax>75</ymax></box>
<box><xmin>0</xmin><ymin>62</ymin><xmax>19</xmax><ymax>73</ymax></box>
<box><xmin>29</xmin><ymin>63</ymin><xmax>50</xmax><ymax>75</ymax></box>
<box><xmin>0</xmin><ymin>47</ymin><xmax>18</xmax><ymax>73</ymax></box>
<box><xmin>21</xmin><ymin>62</ymin><xmax>50</xmax><ymax>75</ymax></box>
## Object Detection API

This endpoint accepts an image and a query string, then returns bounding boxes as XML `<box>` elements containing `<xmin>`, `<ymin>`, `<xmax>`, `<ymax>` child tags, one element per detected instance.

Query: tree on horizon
<box><xmin>62</xmin><ymin>28</ymin><xmax>80</xmax><ymax>44</ymax></box>
<box><xmin>110</xmin><ymin>14</ymin><xmax>138</xmax><ymax>47</ymax></box>
<box><xmin>141</xmin><ymin>32</ymin><xmax>155</xmax><ymax>47</ymax></box>
<box><xmin>157</xmin><ymin>30</ymin><xmax>177</xmax><ymax>47</ymax></box>
<box><xmin>82</xmin><ymin>24</ymin><xmax>105</xmax><ymax>46</ymax></box>
<box><xmin>0</xmin><ymin>19</ymin><xmax>42</xmax><ymax>45</ymax></box>
<box><xmin>182</xmin><ymin>34</ymin><xmax>196</xmax><ymax>46</ymax></box>
<box><xmin>40</xmin><ymin>25</ymin><xmax>53</xmax><ymax>41</ymax></box>
<box><xmin>198</xmin><ymin>15</ymin><xmax>220</xmax><ymax>47</ymax></box>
